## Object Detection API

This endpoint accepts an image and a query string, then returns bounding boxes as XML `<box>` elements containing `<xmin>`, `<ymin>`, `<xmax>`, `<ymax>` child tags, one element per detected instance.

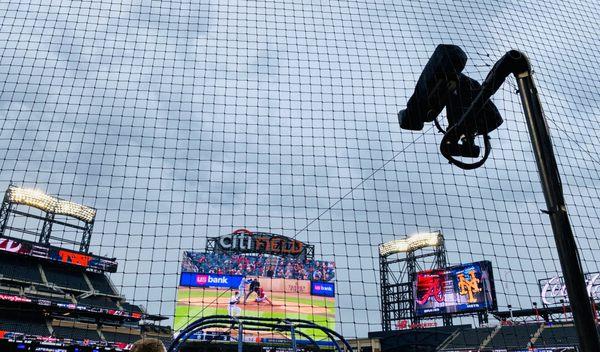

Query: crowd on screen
<box><xmin>182</xmin><ymin>252</ymin><xmax>335</xmax><ymax>282</ymax></box>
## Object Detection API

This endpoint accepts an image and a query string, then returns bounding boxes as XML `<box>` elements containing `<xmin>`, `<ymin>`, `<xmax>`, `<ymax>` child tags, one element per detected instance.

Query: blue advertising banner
<box><xmin>311</xmin><ymin>281</ymin><xmax>335</xmax><ymax>297</ymax></box>
<box><xmin>179</xmin><ymin>272</ymin><xmax>243</xmax><ymax>289</ymax></box>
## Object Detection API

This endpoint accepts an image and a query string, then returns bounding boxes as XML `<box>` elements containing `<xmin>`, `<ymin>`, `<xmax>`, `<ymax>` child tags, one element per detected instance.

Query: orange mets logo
<box><xmin>457</xmin><ymin>269</ymin><xmax>481</xmax><ymax>303</ymax></box>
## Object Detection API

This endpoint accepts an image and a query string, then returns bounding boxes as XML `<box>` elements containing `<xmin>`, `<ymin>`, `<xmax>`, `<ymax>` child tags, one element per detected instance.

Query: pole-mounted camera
<box><xmin>398</xmin><ymin>44</ymin><xmax>529</xmax><ymax>169</ymax></box>
<box><xmin>398</xmin><ymin>44</ymin><xmax>600</xmax><ymax>352</ymax></box>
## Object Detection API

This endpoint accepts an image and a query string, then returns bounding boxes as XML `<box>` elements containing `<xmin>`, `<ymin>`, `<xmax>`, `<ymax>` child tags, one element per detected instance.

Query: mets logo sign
<box><xmin>457</xmin><ymin>269</ymin><xmax>481</xmax><ymax>303</ymax></box>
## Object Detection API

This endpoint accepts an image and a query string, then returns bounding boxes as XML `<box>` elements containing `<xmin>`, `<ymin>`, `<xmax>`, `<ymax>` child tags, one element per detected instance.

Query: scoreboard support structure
<box><xmin>379</xmin><ymin>232</ymin><xmax>450</xmax><ymax>331</ymax></box>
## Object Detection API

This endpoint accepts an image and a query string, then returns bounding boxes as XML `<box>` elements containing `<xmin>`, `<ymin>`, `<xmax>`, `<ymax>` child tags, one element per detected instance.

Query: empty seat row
<box><xmin>0</xmin><ymin>311</ymin><xmax>50</xmax><ymax>335</ymax></box>
<box><xmin>77</xmin><ymin>295</ymin><xmax>120</xmax><ymax>310</ymax></box>
<box><xmin>52</xmin><ymin>326</ymin><xmax>101</xmax><ymax>341</ymax></box>
<box><xmin>0</xmin><ymin>311</ymin><xmax>161</xmax><ymax>346</ymax></box>
<box><xmin>444</xmin><ymin>327</ymin><xmax>495</xmax><ymax>350</ymax></box>
<box><xmin>102</xmin><ymin>331</ymin><xmax>142</xmax><ymax>344</ymax></box>
<box><xmin>535</xmin><ymin>325</ymin><xmax>579</xmax><ymax>347</ymax></box>
<box><xmin>487</xmin><ymin>324</ymin><xmax>541</xmax><ymax>348</ymax></box>
<box><xmin>87</xmin><ymin>272</ymin><xmax>117</xmax><ymax>295</ymax></box>
<box><xmin>0</xmin><ymin>253</ymin><xmax>122</xmax><ymax>296</ymax></box>
<box><xmin>43</xmin><ymin>264</ymin><xmax>90</xmax><ymax>291</ymax></box>
<box><xmin>0</xmin><ymin>253</ymin><xmax>90</xmax><ymax>291</ymax></box>
<box><xmin>120</xmin><ymin>301</ymin><xmax>144</xmax><ymax>314</ymax></box>
<box><xmin>0</xmin><ymin>253</ymin><xmax>42</xmax><ymax>283</ymax></box>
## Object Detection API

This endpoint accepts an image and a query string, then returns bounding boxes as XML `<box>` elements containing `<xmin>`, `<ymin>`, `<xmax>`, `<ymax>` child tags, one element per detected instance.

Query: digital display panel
<box><xmin>175</xmin><ymin>251</ymin><xmax>336</xmax><ymax>338</ymax></box>
<box><xmin>414</xmin><ymin>260</ymin><xmax>497</xmax><ymax>317</ymax></box>
<box><xmin>0</xmin><ymin>237</ymin><xmax>117</xmax><ymax>272</ymax></box>
<box><xmin>0</xmin><ymin>293</ymin><xmax>142</xmax><ymax>320</ymax></box>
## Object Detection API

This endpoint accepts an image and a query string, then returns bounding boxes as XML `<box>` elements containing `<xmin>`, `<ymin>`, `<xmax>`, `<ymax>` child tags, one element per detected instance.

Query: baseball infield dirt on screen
<box><xmin>175</xmin><ymin>252</ymin><xmax>336</xmax><ymax>339</ymax></box>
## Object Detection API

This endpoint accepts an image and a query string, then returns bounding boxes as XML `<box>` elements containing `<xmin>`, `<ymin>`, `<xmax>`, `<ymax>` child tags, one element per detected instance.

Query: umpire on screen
<box><xmin>244</xmin><ymin>278</ymin><xmax>261</xmax><ymax>303</ymax></box>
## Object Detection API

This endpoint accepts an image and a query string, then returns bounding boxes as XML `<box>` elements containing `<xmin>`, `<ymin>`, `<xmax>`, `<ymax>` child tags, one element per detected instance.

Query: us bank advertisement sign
<box><xmin>179</xmin><ymin>273</ymin><xmax>244</xmax><ymax>289</ymax></box>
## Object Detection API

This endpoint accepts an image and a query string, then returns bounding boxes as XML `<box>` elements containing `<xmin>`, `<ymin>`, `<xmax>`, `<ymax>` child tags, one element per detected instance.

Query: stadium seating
<box><xmin>52</xmin><ymin>326</ymin><xmax>101</xmax><ymax>341</ymax></box>
<box><xmin>43</xmin><ymin>264</ymin><xmax>91</xmax><ymax>291</ymax></box>
<box><xmin>0</xmin><ymin>282</ymin><xmax>21</xmax><ymax>295</ymax></box>
<box><xmin>0</xmin><ymin>253</ymin><xmax>42</xmax><ymax>283</ymax></box>
<box><xmin>0</xmin><ymin>239</ymin><xmax>164</xmax><ymax>351</ymax></box>
<box><xmin>77</xmin><ymin>295</ymin><xmax>120</xmax><ymax>310</ymax></box>
<box><xmin>102</xmin><ymin>331</ymin><xmax>142</xmax><ymax>344</ymax></box>
<box><xmin>442</xmin><ymin>327</ymin><xmax>495</xmax><ymax>350</ymax></box>
<box><xmin>31</xmin><ymin>284</ymin><xmax>62</xmax><ymax>294</ymax></box>
<box><xmin>120</xmin><ymin>301</ymin><xmax>144</xmax><ymax>314</ymax></box>
<box><xmin>535</xmin><ymin>324</ymin><xmax>579</xmax><ymax>347</ymax></box>
<box><xmin>0</xmin><ymin>313</ymin><xmax>50</xmax><ymax>335</ymax></box>
<box><xmin>487</xmin><ymin>324</ymin><xmax>540</xmax><ymax>349</ymax></box>
<box><xmin>87</xmin><ymin>272</ymin><xmax>117</xmax><ymax>295</ymax></box>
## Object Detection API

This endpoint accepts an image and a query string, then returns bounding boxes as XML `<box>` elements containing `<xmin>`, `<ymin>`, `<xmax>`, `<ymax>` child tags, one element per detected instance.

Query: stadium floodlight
<box><xmin>379</xmin><ymin>231</ymin><xmax>442</xmax><ymax>257</ymax></box>
<box><xmin>398</xmin><ymin>44</ymin><xmax>504</xmax><ymax>169</ymax></box>
<box><xmin>54</xmin><ymin>200</ymin><xmax>96</xmax><ymax>223</ymax></box>
<box><xmin>8</xmin><ymin>186</ymin><xmax>57</xmax><ymax>212</ymax></box>
<box><xmin>399</xmin><ymin>45</ymin><xmax>600</xmax><ymax>351</ymax></box>
<box><xmin>7</xmin><ymin>186</ymin><xmax>96</xmax><ymax>223</ymax></box>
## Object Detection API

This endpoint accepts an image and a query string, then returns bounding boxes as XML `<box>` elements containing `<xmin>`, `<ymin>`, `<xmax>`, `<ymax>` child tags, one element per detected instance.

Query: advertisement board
<box><xmin>414</xmin><ymin>260</ymin><xmax>497</xmax><ymax>317</ymax></box>
<box><xmin>175</xmin><ymin>251</ymin><xmax>336</xmax><ymax>338</ymax></box>
<box><xmin>539</xmin><ymin>272</ymin><xmax>600</xmax><ymax>306</ymax></box>
<box><xmin>0</xmin><ymin>237</ymin><xmax>117</xmax><ymax>272</ymax></box>
<box><xmin>311</xmin><ymin>282</ymin><xmax>335</xmax><ymax>297</ymax></box>
<box><xmin>0</xmin><ymin>292</ymin><xmax>142</xmax><ymax>320</ymax></box>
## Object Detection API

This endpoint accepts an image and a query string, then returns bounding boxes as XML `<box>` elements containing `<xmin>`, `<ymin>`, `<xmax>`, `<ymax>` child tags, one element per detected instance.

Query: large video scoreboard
<box><xmin>414</xmin><ymin>260</ymin><xmax>497</xmax><ymax>317</ymax></box>
<box><xmin>175</xmin><ymin>229</ymin><xmax>336</xmax><ymax>339</ymax></box>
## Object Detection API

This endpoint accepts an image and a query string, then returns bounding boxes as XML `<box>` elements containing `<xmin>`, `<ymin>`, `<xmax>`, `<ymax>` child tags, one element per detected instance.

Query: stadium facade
<box><xmin>0</xmin><ymin>186</ymin><xmax>171</xmax><ymax>351</ymax></box>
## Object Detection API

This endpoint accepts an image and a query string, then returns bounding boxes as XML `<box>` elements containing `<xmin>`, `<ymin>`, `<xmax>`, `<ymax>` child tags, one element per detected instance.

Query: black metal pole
<box><xmin>516</xmin><ymin>71</ymin><xmax>600</xmax><ymax>352</ymax></box>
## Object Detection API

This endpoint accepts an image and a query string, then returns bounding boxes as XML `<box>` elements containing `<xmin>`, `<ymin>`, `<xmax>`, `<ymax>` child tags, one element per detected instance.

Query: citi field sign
<box><xmin>213</xmin><ymin>228</ymin><xmax>306</xmax><ymax>257</ymax></box>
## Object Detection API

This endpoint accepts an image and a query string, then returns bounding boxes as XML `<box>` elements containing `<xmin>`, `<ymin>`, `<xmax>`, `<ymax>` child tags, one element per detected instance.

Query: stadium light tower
<box><xmin>379</xmin><ymin>231</ymin><xmax>449</xmax><ymax>330</ymax></box>
<box><xmin>397</xmin><ymin>44</ymin><xmax>600</xmax><ymax>351</ymax></box>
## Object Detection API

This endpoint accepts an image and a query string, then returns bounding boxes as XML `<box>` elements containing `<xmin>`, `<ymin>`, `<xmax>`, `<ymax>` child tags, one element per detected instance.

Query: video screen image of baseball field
<box><xmin>175</xmin><ymin>251</ymin><xmax>336</xmax><ymax>339</ymax></box>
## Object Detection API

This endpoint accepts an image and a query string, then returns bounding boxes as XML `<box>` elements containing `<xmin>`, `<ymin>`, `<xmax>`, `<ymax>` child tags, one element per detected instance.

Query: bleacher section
<box><xmin>0</xmin><ymin>187</ymin><xmax>170</xmax><ymax>351</ymax></box>
<box><xmin>44</xmin><ymin>264</ymin><xmax>91</xmax><ymax>291</ymax></box>
<box><xmin>121</xmin><ymin>301</ymin><xmax>144</xmax><ymax>314</ymax></box>
<box><xmin>31</xmin><ymin>284</ymin><xmax>62</xmax><ymax>294</ymax></box>
<box><xmin>535</xmin><ymin>324</ymin><xmax>579</xmax><ymax>348</ymax></box>
<box><xmin>77</xmin><ymin>295</ymin><xmax>120</xmax><ymax>310</ymax></box>
<box><xmin>0</xmin><ymin>249</ymin><xmax>158</xmax><ymax>349</ymax></box>
<box><xmin>0</xmin><ymin>254</ymin><xmax>42</xmax><ymax>283</ymax></box>
<box><xmin>52</xmin><ymin>325</ymin><xmax>102</xmax><ymax>340</ymax></box>
<box><xmin>0</xmin><ymin>312</ymin><xmax>50</xmax><ymax>336</ymax></box>
<box><xmin>0</xmin><ymin>282</ymin><xmax>22</xmax><ymax>295</ymax></box>
<box><xmin>442</xmin><ymin>327</ymin><xmax>495</xmax><ymax>350</ymax></box>
<box><xmin>102</xmin><ymin>330</ymin><xmax>143</xmax><ymax>344</ymax></box>
<box><xmin>487</xmin><ymin>324</ymin><xmax>541</xmax><ymax>349</ymax></box>
<box><xmin>87</xmin><ymin>272</ymin><xmax>117</xmax><ymax>295</ymax></box>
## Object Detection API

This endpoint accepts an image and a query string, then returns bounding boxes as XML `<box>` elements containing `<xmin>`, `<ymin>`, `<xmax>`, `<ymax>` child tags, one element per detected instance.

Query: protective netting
<box><xmin>0</xmin><ymin>0</ymin><xmax>599</xmax><ymax>348</ymax></box>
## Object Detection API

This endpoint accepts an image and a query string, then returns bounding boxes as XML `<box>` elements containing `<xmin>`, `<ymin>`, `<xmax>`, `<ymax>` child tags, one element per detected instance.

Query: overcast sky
<box><xmin>1</xmin><ymin>0</ymin><xmax>599</xmax><ymax>338</ymax></box>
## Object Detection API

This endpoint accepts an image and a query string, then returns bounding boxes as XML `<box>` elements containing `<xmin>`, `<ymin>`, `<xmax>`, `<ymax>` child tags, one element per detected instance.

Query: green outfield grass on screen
<box><xmin>175</xmin><ymin>251</ymin><xmax>336</xmax><ymax>339</ymax></box>
<box><xmin>175</xmin><ymin>286</ymin><xmax>336</xmax><ymax>337</ymax></box>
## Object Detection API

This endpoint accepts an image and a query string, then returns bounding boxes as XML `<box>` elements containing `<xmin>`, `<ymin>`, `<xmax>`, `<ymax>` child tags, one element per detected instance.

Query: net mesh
<box><xmin>0</xmin><ymin>0</ymin><xmax>599</xmax><ymax>348</ymax></box>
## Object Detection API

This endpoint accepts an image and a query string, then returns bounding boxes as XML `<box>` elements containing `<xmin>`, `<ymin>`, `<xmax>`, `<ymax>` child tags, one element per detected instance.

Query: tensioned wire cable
<box><xmin>292</xmin><ymin>126</ymin><xmax>433</xmax><ymax>240</ymax></box>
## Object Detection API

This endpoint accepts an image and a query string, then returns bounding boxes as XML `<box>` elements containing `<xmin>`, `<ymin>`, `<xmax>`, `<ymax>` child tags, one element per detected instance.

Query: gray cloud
<box><xmin>0</xmin><ymin>0</ymin><xmax>599</xmax><ymax>338</ymax></box>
